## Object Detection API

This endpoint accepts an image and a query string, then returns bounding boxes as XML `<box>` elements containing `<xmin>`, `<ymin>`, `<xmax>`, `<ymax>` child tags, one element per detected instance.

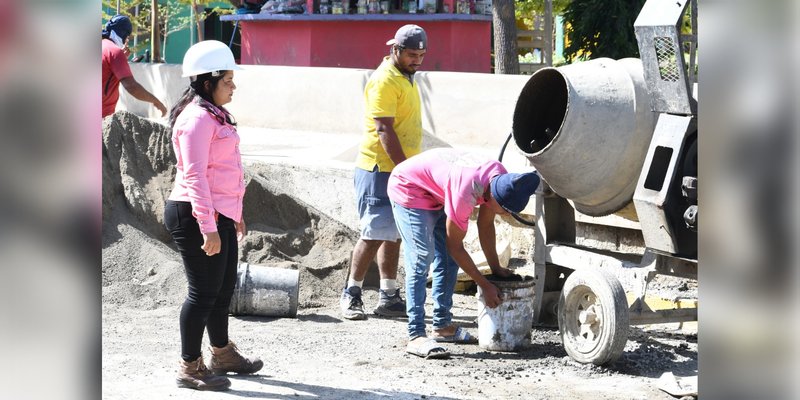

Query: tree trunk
<box><xmin>193</xmin><ymin>0</ymin><xmax>205</xmax><ymax>42</ymax></box>
<box><xmin>196</xmin><ymin>19</ymin><xmax>205</xmax><ymax>42</ymax></box>
<box><xmin>492</xmin><ymin>0</ymin><xmax>518</xmax><ymax>74</ymax></box>
<box><xmin>151</xmin><ymin>0</ymin><xmax>161</xmax><ymax>62</ymax></box>
<box><xmin>544</xmin><ymin>0</ymin><xmax>553</xmax><ymax>66</ymax></box>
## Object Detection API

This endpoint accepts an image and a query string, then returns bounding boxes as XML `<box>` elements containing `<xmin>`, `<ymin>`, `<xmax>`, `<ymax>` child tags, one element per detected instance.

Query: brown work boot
<box><xmin>209</xmin><ymin>341</ymin><xmax>264</xmax><ymax>375</ymax></box>
<box><xmin>176</xmin><ymin>355</ymin><xmax>231</xmax><ymax>391</ymax></box>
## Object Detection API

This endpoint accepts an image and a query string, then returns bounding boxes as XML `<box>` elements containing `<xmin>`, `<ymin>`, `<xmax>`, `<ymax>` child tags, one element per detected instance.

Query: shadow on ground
<box><xmin>227</xmin><ymin>376</ymin><xmax>459</xmax><ymax>399</ymax></box>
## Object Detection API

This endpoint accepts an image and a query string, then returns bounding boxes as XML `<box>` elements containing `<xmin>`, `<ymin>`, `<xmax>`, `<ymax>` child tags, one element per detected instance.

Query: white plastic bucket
<box><xmin>229</xmin><ymin>263</ymin><xmax>300</xmax><ymax>318</ymax></box>
<box><xmin>477</xmin><ymin>275</ymin><xmax>536</xmax><ymax>351</ymax></box>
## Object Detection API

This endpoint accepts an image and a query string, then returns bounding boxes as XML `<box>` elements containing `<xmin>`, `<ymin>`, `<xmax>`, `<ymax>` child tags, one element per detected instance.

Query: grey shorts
<box><xmin>354</xmin><ymin>166</ymin><xmax>400</xmax><ymax>242</ymax></box>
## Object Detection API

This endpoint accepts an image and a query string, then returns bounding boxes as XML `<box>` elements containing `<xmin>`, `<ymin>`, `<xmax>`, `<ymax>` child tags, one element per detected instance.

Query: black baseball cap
<box><xmin>386</xmin><ymin>24</ymin><xmax>427</xmax><ymax>50</ymax></box>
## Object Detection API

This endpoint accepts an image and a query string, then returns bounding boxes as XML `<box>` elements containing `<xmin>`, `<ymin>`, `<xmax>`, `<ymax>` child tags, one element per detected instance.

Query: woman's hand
<box><xmin>235</xmin><ymin>219</ymin><xmax>247</xmax><ymax>242</ymax></box>
<box><xmin>202</xmin><ymin>232</ymin><xmax>221</xmax><ymax>256</ymax></box>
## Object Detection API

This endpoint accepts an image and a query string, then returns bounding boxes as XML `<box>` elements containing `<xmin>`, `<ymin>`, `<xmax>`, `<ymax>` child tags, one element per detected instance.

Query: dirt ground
<box><xmin>102</xmin><ymin>293</ymin><xmax>697</xmax><ymax>400</ymax></box>
<box><xmin>101</xmin><ymin>112</ymin><xmax>697</xmax><ymax>400</ymax></box>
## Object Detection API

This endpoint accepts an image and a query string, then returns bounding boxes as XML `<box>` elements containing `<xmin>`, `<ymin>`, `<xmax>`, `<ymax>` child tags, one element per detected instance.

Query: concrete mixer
<box><xmin>509</xmin><ymin>0</ymin><xmax>698</xmax><ymax>365</ymax></box>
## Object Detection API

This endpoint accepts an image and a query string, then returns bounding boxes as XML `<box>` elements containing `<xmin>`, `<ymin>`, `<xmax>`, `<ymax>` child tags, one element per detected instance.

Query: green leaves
<box><xmin>562</xmin><ymin>0</ymin><xmax>645</xmax><ymax>62</ymax></box>
<box><xmin>515</xmin><ymin>0</ymin><xmax>569</xmax><ymax>18</ymax></box>
<box><xmin>102</xmin><ymin>0</ymin><xmax>227</xmax><ymax>58</ymax></box>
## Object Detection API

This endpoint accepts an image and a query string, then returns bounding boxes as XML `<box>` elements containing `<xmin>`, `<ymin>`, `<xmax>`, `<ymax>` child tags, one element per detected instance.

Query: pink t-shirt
<box><xmin>388</xmin><ymin>148</ymin><xmax>507</xmax><ymax>231</ymax></box>
<box><xmin>168</xmin><ymin>101</ymin><xmax>245</xmax><ymax>234</ymax></box>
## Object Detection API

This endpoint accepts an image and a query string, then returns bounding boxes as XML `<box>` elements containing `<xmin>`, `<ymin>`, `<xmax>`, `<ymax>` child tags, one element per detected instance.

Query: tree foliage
<box><xmin>562</xmin><ymin>0</ymin><xmax>645</xmax><ymax>62</ymax></box>
<box><xmin>514</xmin><ymin>0</ymin><xmax>569</xmax><ymax>27</ymax></box>
<box><xmin>102</xmin><ymin>0</ymin><xmax>232</xmax><ymax>59</ymax></box>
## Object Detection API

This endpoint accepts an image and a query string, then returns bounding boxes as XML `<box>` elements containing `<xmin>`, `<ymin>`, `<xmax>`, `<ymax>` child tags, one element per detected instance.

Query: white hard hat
<box><xmin>181</xmin><ymin>40</ymin><xmax>242</xmax><ymax>78</ymax></box>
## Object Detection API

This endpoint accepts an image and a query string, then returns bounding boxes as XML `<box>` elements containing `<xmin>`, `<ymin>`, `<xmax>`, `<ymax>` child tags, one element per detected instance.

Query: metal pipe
<box><xmin>229</xmin><ymin>263</ymin><xmax>300</xmax><ymax>317</ymax></box>
<box><xmin>133</xmin><ymin>5</ymin><xmax>139</xmax><ymax>58</ymax></box>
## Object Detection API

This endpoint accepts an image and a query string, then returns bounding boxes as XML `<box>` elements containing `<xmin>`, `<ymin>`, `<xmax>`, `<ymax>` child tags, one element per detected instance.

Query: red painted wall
<box><xmin>239</xmin><ymin>19</ymin><xmax>491</xmax><ymax>73</ymax></box>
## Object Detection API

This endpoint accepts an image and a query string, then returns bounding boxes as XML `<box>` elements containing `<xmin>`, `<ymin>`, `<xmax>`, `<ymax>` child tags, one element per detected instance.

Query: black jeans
<box><xmin>164</xmin><ymin>200</ymin><xmax>238</xmax><ymax>361</ymax></box>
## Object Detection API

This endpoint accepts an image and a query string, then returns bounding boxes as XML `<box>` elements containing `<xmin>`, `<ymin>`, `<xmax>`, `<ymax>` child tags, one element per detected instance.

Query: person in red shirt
<box><xmin>101</xmin><ymin>15</ymin><xmax>166</xmax><ymax>119</ymax></box>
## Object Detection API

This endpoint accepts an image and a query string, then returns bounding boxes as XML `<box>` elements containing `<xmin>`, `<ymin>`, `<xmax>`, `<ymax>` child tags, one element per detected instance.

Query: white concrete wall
<box><xmin>117</xmin><ymin>63</ymin><xmax>531</xmax><ymax>151</ymax></box>
<box><xmin>117</xmin><ymin>63</ymin><xmax>536</xmax><ymax>234</ymax></box>
<box><xmin>117</xmin><ymin>63</ymin><xmax>186</xmax><ymax>119</ymax></box>
<box><xmin>415</xmin><ymin>71</ymin><xmax>531</xmax><ymax>149</ymax></box>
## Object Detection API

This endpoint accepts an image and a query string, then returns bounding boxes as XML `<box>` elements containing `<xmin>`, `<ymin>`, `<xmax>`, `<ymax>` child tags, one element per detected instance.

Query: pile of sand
<box><xmin>102</xmin><ymin>112</ymin><xmax>358</xmax><ymax>310</ymax></box>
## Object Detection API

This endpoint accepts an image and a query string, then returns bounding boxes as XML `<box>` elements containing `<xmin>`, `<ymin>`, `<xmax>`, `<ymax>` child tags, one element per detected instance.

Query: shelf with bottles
<box><xmin>313</xmin><ymin>0</ymin><xmax>492</xmax><ymax>15</ymax></box>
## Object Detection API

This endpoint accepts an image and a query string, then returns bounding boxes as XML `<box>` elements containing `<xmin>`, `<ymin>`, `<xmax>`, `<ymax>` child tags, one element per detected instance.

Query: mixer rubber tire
<box><xmin>557</xmin><ymin>268</ymin><xmax>629</xmax><ymax>365</ymax></box>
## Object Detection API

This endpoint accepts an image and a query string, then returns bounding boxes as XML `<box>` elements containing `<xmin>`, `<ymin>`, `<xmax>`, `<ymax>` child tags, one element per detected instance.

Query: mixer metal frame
<box><xmin>517</xmin><ymin>0</ymin><xmax>698</xmax><ymax>365</ymax></box>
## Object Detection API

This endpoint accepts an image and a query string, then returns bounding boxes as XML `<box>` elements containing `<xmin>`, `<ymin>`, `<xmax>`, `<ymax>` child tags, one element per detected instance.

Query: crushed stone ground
<box><xmin>102</xmin><ymin>112</ymin><xmax>697</xmax><ymax>399</ymax></box>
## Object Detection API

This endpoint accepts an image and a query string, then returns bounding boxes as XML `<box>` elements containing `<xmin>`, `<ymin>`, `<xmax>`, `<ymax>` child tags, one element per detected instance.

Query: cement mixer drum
<box><xmin>512</xmin><ymin>58</ymin><xmax>657</xmax><ymax>216</ymax></box>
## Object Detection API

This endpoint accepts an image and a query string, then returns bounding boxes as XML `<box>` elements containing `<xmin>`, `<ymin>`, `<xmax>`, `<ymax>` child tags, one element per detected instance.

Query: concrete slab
<box><xmin>238</xmin><ymin>126</ymin><xmax>360</xmax><ymax>170</ymax></box>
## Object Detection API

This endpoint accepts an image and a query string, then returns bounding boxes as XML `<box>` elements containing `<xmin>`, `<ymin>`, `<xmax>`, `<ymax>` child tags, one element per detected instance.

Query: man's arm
<box><xmin>374</xmin><ymin>117</ymin><xmax>407</xmax><ymax>167</ymax></box>
<box><xmin>119</xmin><ymin>77</ymin><xmax>167</xmax><ymax>116</ymax></box>
<box><xmin>477</xmin><ymin>204</ymin><xmax>513</xmax><ymax>277</ymax></box>
<box><xmin>445</xmin><ymin>218</ymin><xmax>503</xmax><ymax>308</ymax></box>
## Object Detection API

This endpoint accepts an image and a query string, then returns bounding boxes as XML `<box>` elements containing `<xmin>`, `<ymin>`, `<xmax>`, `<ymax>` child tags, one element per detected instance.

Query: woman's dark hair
<box><xmin>168</xmin><ymin>72</ymin><xmax>236</xmax><ymax>128</ymax></box>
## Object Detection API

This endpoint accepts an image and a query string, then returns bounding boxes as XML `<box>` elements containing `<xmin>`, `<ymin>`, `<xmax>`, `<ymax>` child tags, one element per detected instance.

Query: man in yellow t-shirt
<box><xmin>340</xmin><ymin>25</ymin><xmax>427</xmax><ymax>320</ymax></box>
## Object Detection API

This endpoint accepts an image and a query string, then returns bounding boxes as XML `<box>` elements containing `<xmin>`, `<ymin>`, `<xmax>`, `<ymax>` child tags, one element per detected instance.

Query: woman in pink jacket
<box><xmin>164</xmin><ymin>40</ymin><xmax>262</xmax><ymax>391</ymax></box>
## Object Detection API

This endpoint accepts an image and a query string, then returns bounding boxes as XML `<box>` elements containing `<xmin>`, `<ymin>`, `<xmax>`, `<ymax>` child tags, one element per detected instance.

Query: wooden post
<box><xmin>151</xmin><ymin>0</ymin><xmax>161</xmax><ymax>62</ymax></box>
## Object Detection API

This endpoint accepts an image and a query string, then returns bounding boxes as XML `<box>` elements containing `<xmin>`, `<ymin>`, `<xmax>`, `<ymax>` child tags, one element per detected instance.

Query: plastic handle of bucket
<box><xmin>477</xmin><ymin>307</ymin><xmax>490</xmax><ymax>321</ymax></box>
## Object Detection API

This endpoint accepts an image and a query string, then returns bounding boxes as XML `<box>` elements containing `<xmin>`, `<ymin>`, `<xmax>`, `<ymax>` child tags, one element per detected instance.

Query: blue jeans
<box><xmin>391</xmin><ymin>202</ymin><xmax>459</xmax><ymax>339</ymax></box>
